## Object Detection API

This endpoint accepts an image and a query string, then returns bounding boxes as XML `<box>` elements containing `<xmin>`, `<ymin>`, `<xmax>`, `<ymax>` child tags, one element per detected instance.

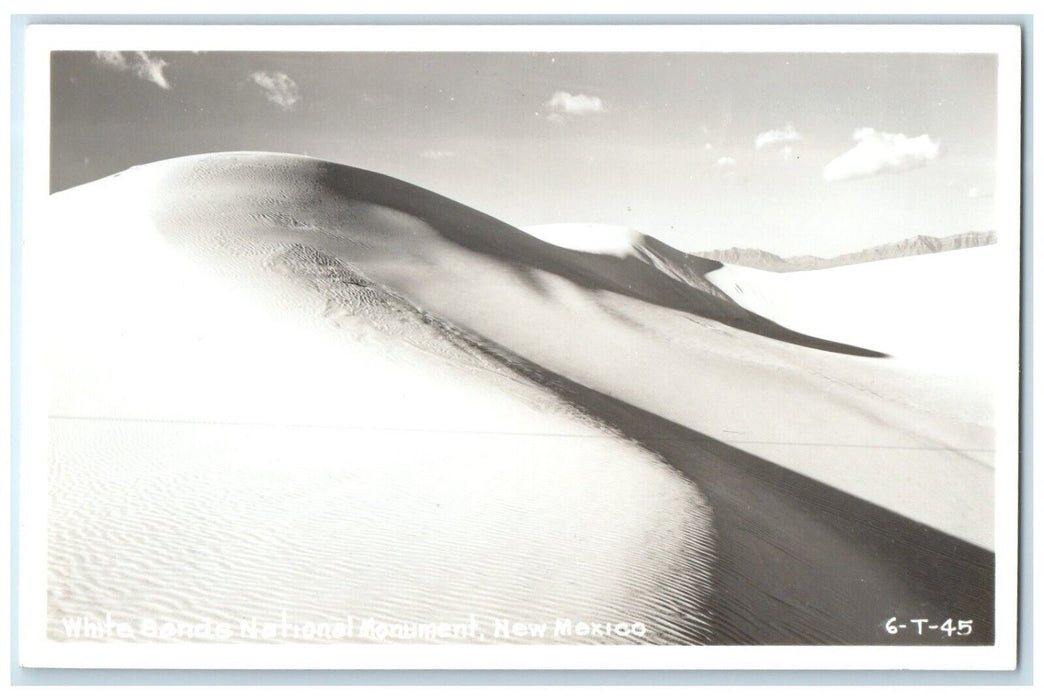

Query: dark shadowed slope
<box><xmin>315</xmin><ymin>160</ymin><xmax>886</xmax><ymax>356</ymax></box>
<box><xmin>589</xmin><ymin>383</ymin><xmax>995</xmax><ymax>645</ymax></box>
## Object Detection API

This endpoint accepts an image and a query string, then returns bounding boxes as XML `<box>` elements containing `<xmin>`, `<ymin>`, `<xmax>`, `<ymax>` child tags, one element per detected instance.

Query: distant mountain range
<box><xmin>697</xmin><ymin>231</ymin><xmax>997</xmax><ymax>272</ymax></box>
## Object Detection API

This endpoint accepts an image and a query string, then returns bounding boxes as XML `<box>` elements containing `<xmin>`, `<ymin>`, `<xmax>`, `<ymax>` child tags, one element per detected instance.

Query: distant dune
<box><xmin>697</xmin><ymin>231</ymin><xmax>997</xmax><ymax>271</ymax></box>
<box><xmin>39</xmin><ymin>152</ymin><xmax>996</xmax><ymax>644</ymax></box>
<box><xmin>706</xmin><ymin>245</ymin><xmax>1005</xmax><ymax>374</ymax></box>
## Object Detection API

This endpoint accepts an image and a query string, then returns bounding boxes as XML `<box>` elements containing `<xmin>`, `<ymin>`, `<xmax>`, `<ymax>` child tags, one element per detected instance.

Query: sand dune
<box><xmin>40</xmin><ymin>152</ymin><xmax>996</xmax><ymax>644</ymax></box>
<box><xmin>44</xmin><ymin>156</ymin><xmax>719</xmax><ymax>645</ymax></box>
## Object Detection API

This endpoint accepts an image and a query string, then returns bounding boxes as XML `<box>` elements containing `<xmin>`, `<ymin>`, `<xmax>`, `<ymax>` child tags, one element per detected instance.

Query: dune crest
<box><xmin>150</xmin><ymin>154</ymin><xmax>886</xmax><ymax>357</ymax></box>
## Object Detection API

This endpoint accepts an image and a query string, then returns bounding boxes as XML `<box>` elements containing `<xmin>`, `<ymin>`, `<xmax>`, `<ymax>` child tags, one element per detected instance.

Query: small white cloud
<box><xmin>716</xmin><ymin>156</ymin><xmax>737</xmax><ymax>168</ymax></box>
<box><xmin>755</xmin><ymin>124</ymin><xmax>801</xmax><ymax>150</ymax></box>
<box><xmin>420</xmin><ymin>150</ymin><xmax>455</xmax><ymax>160</ymax></box>
<box><xmin>251</xmin><ymin>71</ymin><xmax>300</xmax><ymax>111</ymax></box>
<box><xmin>95</xmin><ymin>51</ymin><xmax>127</xmax><ymax>69</ymax></box>
<box><xmin>824</xmin><ymin>127</ymin><xmax>941</xmax><ymax>182</ymax></box>
<box><xmin>132</xmin><ymin>51</ymin><xmax>170</xmax><ymax>90</ymax></box>
<box><xmin>545</xmin><ymin>90</ymin><xmax>605</xmax><ymax>120</ymax></box>
<box><xmin>94</xmin><ymin>50</ymin><xmax>170</xmax><ymax>90</ymax></box>
<box><xmin>703</xmin><ymin>142</ymin><xmax>714</xmax><ymax>151</ymax></box>
<box><xmin>779</xmin><ymin>145</ymin><xmax>795</xmax><ymax>161</ymax></box>
<box><xmin>967</xmin><ymin>186</ymin><xmax>992</xmax><ymax>199</ymax></box>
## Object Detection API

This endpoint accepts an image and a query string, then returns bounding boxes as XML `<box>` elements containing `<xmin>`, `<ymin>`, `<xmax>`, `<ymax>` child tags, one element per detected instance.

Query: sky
<box><xmin>50</xmin><ymin>50</ymin><xmax>998</xmax><ymax>256</ymax></box>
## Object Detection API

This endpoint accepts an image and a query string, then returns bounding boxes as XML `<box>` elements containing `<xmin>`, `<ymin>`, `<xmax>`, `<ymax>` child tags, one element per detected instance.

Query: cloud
<box><xmin>94</xmin><ymin>51</ymin><xmax>171</xmax><ymax>89</ymax></box>
<box><xmin>420</xmin><ymin>150</ymin><xmax>455</xmax><ymax>159</ymax></box>
<box><xmin>95</xmin><ymin>51</ymin><xmax>127</xmax><ymax>69</ymax></box>
<box><xmin>132</xmin><ymin>52</ymin><xmax>171</xmax><ymax>90</ymax></box>
<box><xmin>716</xmin><ymin>156</ymin><xmax>737</xmax><ymax>168</ymax></box>
<box><xmin>779</xmin><ymin>145</ymin><xmax>795</xmax><ymax>161</ymax></box>
<box><xmin>251</xmin><ymin>71</ymin><xmax>301</xmax><ymax>110</ymax></box>
<box><xmin>755</xmin><ymin>124</ymin><xmax>802</xmax><ymax>150</ymax></box>
<box><xmin>967</xmin><ymin>186</ymin><xmax>992</xmax><ymax>199</ymax></box>
<box><xmin>823</xmin><ymin>127</ymin><xmax>941</xmax><ymax>182</ymax></box>
<box><xmin>545</xmin><ymin>90</ymin><xmax>605</xmax><ymax>120</ymax></box>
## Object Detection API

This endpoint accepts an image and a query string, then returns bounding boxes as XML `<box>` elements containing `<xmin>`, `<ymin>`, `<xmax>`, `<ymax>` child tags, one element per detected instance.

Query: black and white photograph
<box><xmin>15</xmin><ymin>23</ymin><xmax>1022</xmax><ymax>670</ymax></box>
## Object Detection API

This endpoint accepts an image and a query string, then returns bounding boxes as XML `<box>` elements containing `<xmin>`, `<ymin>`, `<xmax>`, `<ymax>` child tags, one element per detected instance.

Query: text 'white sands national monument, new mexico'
<box><xmin>42</xmin><ymin>152</ymin><xmax>997</xmax><ymax>645</ymax></box>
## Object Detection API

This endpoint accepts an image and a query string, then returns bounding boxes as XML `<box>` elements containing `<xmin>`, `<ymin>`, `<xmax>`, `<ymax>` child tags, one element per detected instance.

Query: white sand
<box><xmin>36</xmin><ymin>152</ymin><xmax>999</xmax><ymax>646</ymax></box>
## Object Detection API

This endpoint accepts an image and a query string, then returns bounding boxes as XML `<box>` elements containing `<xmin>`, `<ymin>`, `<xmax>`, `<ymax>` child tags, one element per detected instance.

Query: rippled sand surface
<box><xmin>49</xmin><ymin>419</ymin><xmax>717</xmax><ymax>644</ymax></box>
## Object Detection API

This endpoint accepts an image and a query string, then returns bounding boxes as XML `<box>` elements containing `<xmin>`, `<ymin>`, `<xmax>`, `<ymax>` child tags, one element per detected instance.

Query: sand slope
<box><xmin>39</xmin><ymin>152</ymin><xmax>997</xmax><ymax>644</ymax></box>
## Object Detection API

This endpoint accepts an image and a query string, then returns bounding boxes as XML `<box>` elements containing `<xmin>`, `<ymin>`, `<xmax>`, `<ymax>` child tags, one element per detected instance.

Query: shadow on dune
<box><xmin>313</xmin><ymin>162</ymin><xmax>887</xmax><ymax>358</ymax></box>
<box><xmin>468</xmin><ymin>338</ymin><xmax>994</xmax><ymax>645</ymax></box>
